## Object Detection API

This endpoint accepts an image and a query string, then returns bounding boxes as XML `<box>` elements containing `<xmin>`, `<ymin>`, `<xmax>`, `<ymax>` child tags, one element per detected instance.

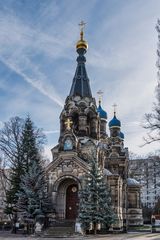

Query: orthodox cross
<box><xmin>97</xmin><ymin>90</ymin><xmax>103</xmax><ymax>103</ymax></box>
<box><xmin>113</xmin><ymin>103</ymin><xmax>117</xmax><ymax>116</ymax></box>
<box><xmin>65</xmin><ymin>118</ymin><xmax>73</xmax><ymax>130</ymax></box>
<box><xmin>78</xmin><ymin>20</ymin><xmax>86</xmax><ymax>32</ymax></box>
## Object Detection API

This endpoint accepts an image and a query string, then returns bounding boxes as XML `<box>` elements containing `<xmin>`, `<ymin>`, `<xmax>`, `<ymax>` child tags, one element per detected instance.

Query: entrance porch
<box><xmin>52</xmin><ymin>176</ymin><xmax>80</xmax><ymax>220</ymax></box>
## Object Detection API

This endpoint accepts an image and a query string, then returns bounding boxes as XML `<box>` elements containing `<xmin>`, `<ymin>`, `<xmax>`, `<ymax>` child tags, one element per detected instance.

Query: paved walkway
<box><xmin>0</xmin><ymin>232</ymin><xmax>160</xmax><ymax>240</ymax></box>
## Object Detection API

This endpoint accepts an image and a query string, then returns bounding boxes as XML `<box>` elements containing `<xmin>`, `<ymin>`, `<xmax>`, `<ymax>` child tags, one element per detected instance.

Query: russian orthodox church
<box><xmin>46</xmin><ymin>25</ymin><xmax>143</xmax><ymax>230</ymax></box>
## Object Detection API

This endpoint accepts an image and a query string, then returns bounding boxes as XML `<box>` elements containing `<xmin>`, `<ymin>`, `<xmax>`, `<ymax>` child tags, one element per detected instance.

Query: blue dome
<box><xmin>109</xmin><ymin>115</ymin><xmax>121</xmax><ymax>128</ymax></box>
<box><xmin>97</xmin><ymin>104</ymin><xmax>107</xmax><ymax>119</ymax></box>
<box><xmin>119</xmin><ymin>131</ymin><xmax>124</xmax><ymax>139</ymax></box>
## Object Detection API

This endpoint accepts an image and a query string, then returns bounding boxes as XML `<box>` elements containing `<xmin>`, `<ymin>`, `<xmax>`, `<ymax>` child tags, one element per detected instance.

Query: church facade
<box><xmin>46</xmin><ymin>27</ymin><xmax>143</xmax><ymax>230</ymax></box>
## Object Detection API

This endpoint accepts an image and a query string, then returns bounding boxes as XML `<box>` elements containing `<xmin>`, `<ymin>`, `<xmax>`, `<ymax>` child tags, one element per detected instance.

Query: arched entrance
<box><xmin>66</xmin><ymin>184</ymin><xmax>79</xmax><ymax>219</ymax></box>
<box><xmin>55</xmin><ymin>177</ymin><xmax>80</xmax><ymax>220</ymax></box>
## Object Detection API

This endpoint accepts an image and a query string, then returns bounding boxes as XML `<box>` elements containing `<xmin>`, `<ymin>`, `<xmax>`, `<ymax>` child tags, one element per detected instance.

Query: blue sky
<box><xmin>0</xmin><ymin>0</ymin><xmax>160</xmax><ymax>160</ymax></box>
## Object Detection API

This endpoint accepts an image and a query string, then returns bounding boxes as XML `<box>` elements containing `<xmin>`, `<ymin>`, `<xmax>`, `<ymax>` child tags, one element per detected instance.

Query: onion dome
<box><xmin>76</xmin><ymin>21</ymin><xmax>88</xmax><ymax>56</ymax></box>
<box><xmin>119</xmin><ymin>131</ymin><xmax>124</xmax><ymax>139</ymax></box>
<box><xmin>109</xmin><ymin>114</ymin><xmax>121</xmax><ymax>128</ymax></box>
<box><xmin>76</xmin><ymin>33</ymin><xmax>88</xmax><ymax>50</ymax></box>
<box><xmin>97</xmin><ymin>101</ymin><xmax>107</xmax><ymax>119</ymax></box>
<box><xmin>76</xmin><ymin>29</ymin><xmax>88</xmax><ymax>51</ymax></box>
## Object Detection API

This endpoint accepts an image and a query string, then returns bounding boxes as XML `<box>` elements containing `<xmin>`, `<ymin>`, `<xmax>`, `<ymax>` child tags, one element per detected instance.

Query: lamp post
<box><xmin>151</xmin><ymin>215</ymin><xmax>156</xmax><ymax>233</ymax></box>
<box><xmin>12</xmin><ymin>206</ymin><xmax>18</xmax><ymax>234</ymax></box>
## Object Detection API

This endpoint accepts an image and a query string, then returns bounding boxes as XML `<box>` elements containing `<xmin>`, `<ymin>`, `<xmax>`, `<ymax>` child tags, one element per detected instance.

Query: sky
<box><xmin>0</xmin><ymin>0</ymin><xmax>160</xmax><ymax>161</ymax></box>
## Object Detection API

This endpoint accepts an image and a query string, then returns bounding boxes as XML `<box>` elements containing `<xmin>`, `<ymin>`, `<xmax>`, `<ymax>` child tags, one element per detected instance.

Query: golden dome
<box><xmin>76</xmin><ymin>30</ymin><xmax>88</xmax><ymax>50</ymax></box>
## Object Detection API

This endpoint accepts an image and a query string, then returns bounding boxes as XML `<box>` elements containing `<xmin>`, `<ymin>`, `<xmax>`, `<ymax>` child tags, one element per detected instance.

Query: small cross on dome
<box><xmin>65</xmin><ymin>118</ymin><xmax>73</xmax><ymax>130</ymax></box>
<box><xmin>78</xmin><ymin>20</ymin><xmax>86</xmax><ymax>32</ymax></box>
<box><xmin>112</xmin><ymin>103</ymin><xmax>117</xmax><ymax>116</ymax></box>
<box><xmin>97</xmin><ymin>90</ymin><xmax>103</xmax><ymax>104</ymax></box>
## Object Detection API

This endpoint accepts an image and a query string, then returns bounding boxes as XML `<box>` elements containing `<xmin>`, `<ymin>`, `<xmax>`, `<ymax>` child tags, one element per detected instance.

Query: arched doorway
<box><xmin>55</xmin><ymin>177</ymin><xmax>80</xmax><ymax>220</ymax></box>
<box><xmin>66</xmin><ymin>184</ymin><xmax>79</xmax><ymax>219</ymax></box>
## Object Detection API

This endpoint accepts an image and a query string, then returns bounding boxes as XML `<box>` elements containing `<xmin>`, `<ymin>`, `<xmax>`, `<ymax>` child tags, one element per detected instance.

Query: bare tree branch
<box><xmin>0</xmin><ymin>117</ymin><xmax>24</xmax><ymax>168</ymax></box>
<box><xmin>143</xmin><ymin>19</ymin><xmax>160</xmax><ymax>145</ymax></box>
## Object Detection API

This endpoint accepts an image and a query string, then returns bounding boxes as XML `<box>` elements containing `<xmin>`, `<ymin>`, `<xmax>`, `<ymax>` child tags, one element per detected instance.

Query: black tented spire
<box><xmin>69</xmin><ymin>49</ymin><xmax>92</xmax><ymax>98</ymax></box>
<box><xmin>69</xmin><ymin>25</ymin><xmax>92</xmax><ymax>98</ymax></box>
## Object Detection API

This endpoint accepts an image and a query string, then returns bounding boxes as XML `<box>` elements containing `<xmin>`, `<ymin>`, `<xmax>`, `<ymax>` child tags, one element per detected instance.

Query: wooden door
<box><xmin>66</xmin><ymin>184</ymin><xmax>78</xmax><ymax>219</ymax></box>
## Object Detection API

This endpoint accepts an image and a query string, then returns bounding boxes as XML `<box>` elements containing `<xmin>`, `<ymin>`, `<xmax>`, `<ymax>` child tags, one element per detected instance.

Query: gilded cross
<box><xmin>65</xmin><ymin>118</ymin><xmax>73</xmax><ymax>130</ymax></box>
<box><xmin>78</xmin><ymin>20</ymin><xmax>86</xmax><ymax>32</ymax></box>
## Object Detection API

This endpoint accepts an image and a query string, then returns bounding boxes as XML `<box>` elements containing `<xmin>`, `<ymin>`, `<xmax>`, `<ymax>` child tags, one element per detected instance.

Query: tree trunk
<box><xmin>93</xmin><ymin>222</ymin><xmax>97</xmax><ymax>235</ymax></box>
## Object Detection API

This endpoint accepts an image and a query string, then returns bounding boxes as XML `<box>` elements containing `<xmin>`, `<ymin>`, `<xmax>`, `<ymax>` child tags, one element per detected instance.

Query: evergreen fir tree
<box><xmin>21</xmin><ymin>116</ymin><xmax>42</xmax><ymax>171</ymax></box>
<box><xmin>5</xmin><ymin>162</ymin><xmax>24</xmax><ymax>216</ymax></box>
<box><xmin>78</xmin><ymin>153</ymin><xmax>116</xmax><ymax>234</ymax></box>
<box><xmin>17</xmin><ymin>116</ymin><xmax>50</xmax><ymax>221</ymax></box>
<box><xmin>17</xmin><ymin>161</ymin><xmax>49</xmax><ymax>220</ymax></box>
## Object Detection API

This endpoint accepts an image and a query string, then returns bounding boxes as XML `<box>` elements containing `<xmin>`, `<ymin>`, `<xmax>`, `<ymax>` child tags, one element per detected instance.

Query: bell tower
<box><xmin>59</xmin><ymin>21</ymin><xmax>99</xmax><ymax>150</ymax></box>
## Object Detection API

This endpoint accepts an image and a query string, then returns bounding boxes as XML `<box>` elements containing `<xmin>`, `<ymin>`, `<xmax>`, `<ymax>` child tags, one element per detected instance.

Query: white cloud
<box><xmin>44</xmin><ymin>146</ymin><xmax>52</xmax><ymax>162</ymax></box>
<box><xmin>0</xmin><ymin>11</ymin><xmax>77</xmax><ymax>108</ymax></box>
<box><xmin>85</xmin><ymin>1</ymin><xmax>160</xmax><ymax>155</ymax></box>
<box><xmin>0</xmin><ymin>12</ymin><xmax>73</xmax><ymax>59</ymax></box>
<box><xmin>44</xmin><ymin>130</ymin><xmax>59</xmax><ymax>135</ymax></box>
<box><xmin>0</xmin><ymin>56</ymin><xmax>64</xmax><ymax>107</ymax></box>
<box><xmin>0</xmin><ymin>0</ymin><xmax>160</xmax><ymax>157</ymax></box>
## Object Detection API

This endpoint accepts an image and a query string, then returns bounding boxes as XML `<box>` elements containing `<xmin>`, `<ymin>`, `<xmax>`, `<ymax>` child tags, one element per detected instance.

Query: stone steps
<box><xmin>51</xmin><ymin>220</ymin><xmax>74</xmax><ymax>227</ymax></box>
<box><xmin>44</xmin><ymin>221</ymin><xmax>76</xmax><ymax>237</ymax></box>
